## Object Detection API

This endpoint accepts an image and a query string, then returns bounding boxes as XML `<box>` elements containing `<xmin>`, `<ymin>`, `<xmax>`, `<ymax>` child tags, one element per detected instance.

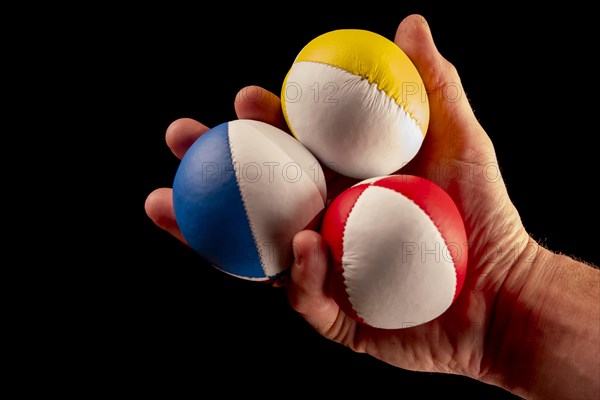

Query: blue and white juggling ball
<box><xmin>173</xmin><ymin>119</ymin><xmax>327</xmax><ymax>281</ymax></box>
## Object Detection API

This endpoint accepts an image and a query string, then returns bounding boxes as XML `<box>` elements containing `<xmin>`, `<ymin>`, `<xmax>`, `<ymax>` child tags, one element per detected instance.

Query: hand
<box><xmin>146</xmin><ymin>14</ymin><xmax>599</xmax><ymax>399</ymax></box>
<box><xmin>145</xmin><ymin>12</ymin><xmax>528</xmax><ymax>383</ymax></box>
<box><xmin>287</xmin><ymin>14</ymin><xmax>532</xmax><ymax>380</ymax></box>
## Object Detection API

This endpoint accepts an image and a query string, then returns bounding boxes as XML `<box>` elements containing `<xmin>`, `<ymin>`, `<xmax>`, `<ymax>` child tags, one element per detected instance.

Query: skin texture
<box><xmin>145</xmin><ymin>15</ymin><xmax>599</xmax><ymax>399</ymax></box>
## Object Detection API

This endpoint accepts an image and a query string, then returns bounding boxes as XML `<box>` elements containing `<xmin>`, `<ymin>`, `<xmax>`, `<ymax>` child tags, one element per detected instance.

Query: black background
<box><xmin>116</xmin><ymin>3</ymin><xmax>598</xmax><ymax>398</ymax></box>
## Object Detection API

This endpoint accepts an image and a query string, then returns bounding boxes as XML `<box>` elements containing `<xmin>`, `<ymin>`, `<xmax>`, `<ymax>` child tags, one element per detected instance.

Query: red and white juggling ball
<box><xmin>321</xmin><ymin>175</ymin><xmax>468</xmax><ymax>329</ymax></box>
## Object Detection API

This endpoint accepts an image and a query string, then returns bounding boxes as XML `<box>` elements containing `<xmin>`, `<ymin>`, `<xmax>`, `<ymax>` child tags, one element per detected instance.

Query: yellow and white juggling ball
<box><xmin>282</xmin><ymin>29</ymin><xmax>429</xmax><ymax>179</ymax></box>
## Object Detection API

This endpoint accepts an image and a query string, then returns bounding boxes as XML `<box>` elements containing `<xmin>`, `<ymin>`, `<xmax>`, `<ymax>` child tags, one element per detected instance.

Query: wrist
<box><xmin>481</xmin><ymin>240</ymin><xmax>600</xmax><ymax>399</ymax></box>
<box><xmin>479</xmin><ymin>240</ymin><xmax>552</xmax><ymax>391</ymax></box>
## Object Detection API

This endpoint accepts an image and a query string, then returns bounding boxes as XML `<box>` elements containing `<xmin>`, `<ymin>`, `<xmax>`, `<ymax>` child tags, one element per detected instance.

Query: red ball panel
<box><xmin>321</xmin><ymin>183</ymin><xmax>370</xmax><ymax>323</ymax></box>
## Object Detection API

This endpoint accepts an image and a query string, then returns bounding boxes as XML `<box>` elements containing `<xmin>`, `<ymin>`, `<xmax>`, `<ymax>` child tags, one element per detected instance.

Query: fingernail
<box><xmin>293</xmin><ymin>242</ymin><xmax>303</xmax><ymax>266</ymax></box>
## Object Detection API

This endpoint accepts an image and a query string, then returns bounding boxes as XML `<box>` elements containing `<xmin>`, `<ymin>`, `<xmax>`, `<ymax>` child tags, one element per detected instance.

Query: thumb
<box><xmin>287</xmin><ymin>230</ymin><xmax>346</xmax><ymax>338</ymax></box>
<box><xmin>395</xmin><ymin>14</ymin><xmax>484</xmax><ymax>144</ymax></box>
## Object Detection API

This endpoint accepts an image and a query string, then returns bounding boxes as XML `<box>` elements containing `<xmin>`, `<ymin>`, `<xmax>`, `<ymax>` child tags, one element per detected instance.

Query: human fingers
<box><xmin>165</xmin><ymin>118</ymin><xmax>211</xmax><ymax>160</ymax></box>
<box><xmin>234</xmin><ymin>85</ymin><xmax>289</xmax><ymax>132</ymax></box>
<box><xmin>395</xmin><ymin>14</ymin><xmax>488</xmax><ymax>149</ymax></box>
<box><xmin>287</xmin><ymin>230</ymin><xmax>357</xmax><ymax>341</ymax></box>
<box><xmin>144</xmin><ymin>188</ymin><xmax>187</xmax><ymax>244</ymax></box>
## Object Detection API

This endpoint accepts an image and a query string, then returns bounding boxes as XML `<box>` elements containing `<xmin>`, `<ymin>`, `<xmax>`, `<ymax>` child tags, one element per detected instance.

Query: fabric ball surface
<box><xmin>320</xmin><ymin>175</ymin><xmax>467</xmax><ymax>329</ymax></box>
<box><xmin>282</xmin><ymin>29</ymin><xmax>429</xmax><ymax>179</ymax></box>
<box><xmin>173</xmin><ymin>119</ymin><xmax>327</xmax><ymax>281</ymax></box>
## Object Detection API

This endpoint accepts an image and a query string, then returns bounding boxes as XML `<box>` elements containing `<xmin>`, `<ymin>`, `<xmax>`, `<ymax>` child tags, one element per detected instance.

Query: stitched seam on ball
<box><xmin>226</xmin><ymin>125</ymin><xmax>267</xmax><ymax>276</ymax></box>
<box><xmin>299</xmin><ymin>61</ymin><xmax>425</xmax><ymax>132</ymax></box>
<box><xmin>341</xmin><ymin>188</ymin><xmax>371</xmax><ymax>322</ymax></box>
<box><xmin>281</xmin><ymin>70</ymin><xmax>299</xmax><ymax>140</ymax></box>
<box><xmin>378</xmin><ymin>186</ymin><xmax>458</xmax><ymax>298</ymax></box>
<box><xmin>221</xmin><ymin>267</ymin><xmax>279</xmax><ymax>282</ymax></box>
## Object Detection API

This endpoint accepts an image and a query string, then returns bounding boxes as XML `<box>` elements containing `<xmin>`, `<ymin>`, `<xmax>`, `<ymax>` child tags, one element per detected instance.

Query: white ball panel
<box><xmin>284</xmin><ymin>61</ymin><xmax>423</xmax><ymax>179</ymax></box>
<box><xmin>228</xmin><ymin>120</ymin><xmax>326</xmax><ymax>277</ymax></box>
<box><xmin>342</xmin><ymin>186</ymin><xmax>457</xmax><ymax>328</ymax></box>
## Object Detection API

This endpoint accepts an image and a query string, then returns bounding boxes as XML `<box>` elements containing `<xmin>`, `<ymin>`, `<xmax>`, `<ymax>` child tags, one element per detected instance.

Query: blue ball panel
<box><xmin>172</xmin><ymin>122</ymin><xmax>265</xmax><ymax>279</ymax></box>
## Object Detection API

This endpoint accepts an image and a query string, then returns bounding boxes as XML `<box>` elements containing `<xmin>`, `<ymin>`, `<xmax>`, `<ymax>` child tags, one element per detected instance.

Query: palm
<box><xmin>311</xmin><ymin>85</ymin><xmax>529</xmax><ymax>377</ymax></box>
